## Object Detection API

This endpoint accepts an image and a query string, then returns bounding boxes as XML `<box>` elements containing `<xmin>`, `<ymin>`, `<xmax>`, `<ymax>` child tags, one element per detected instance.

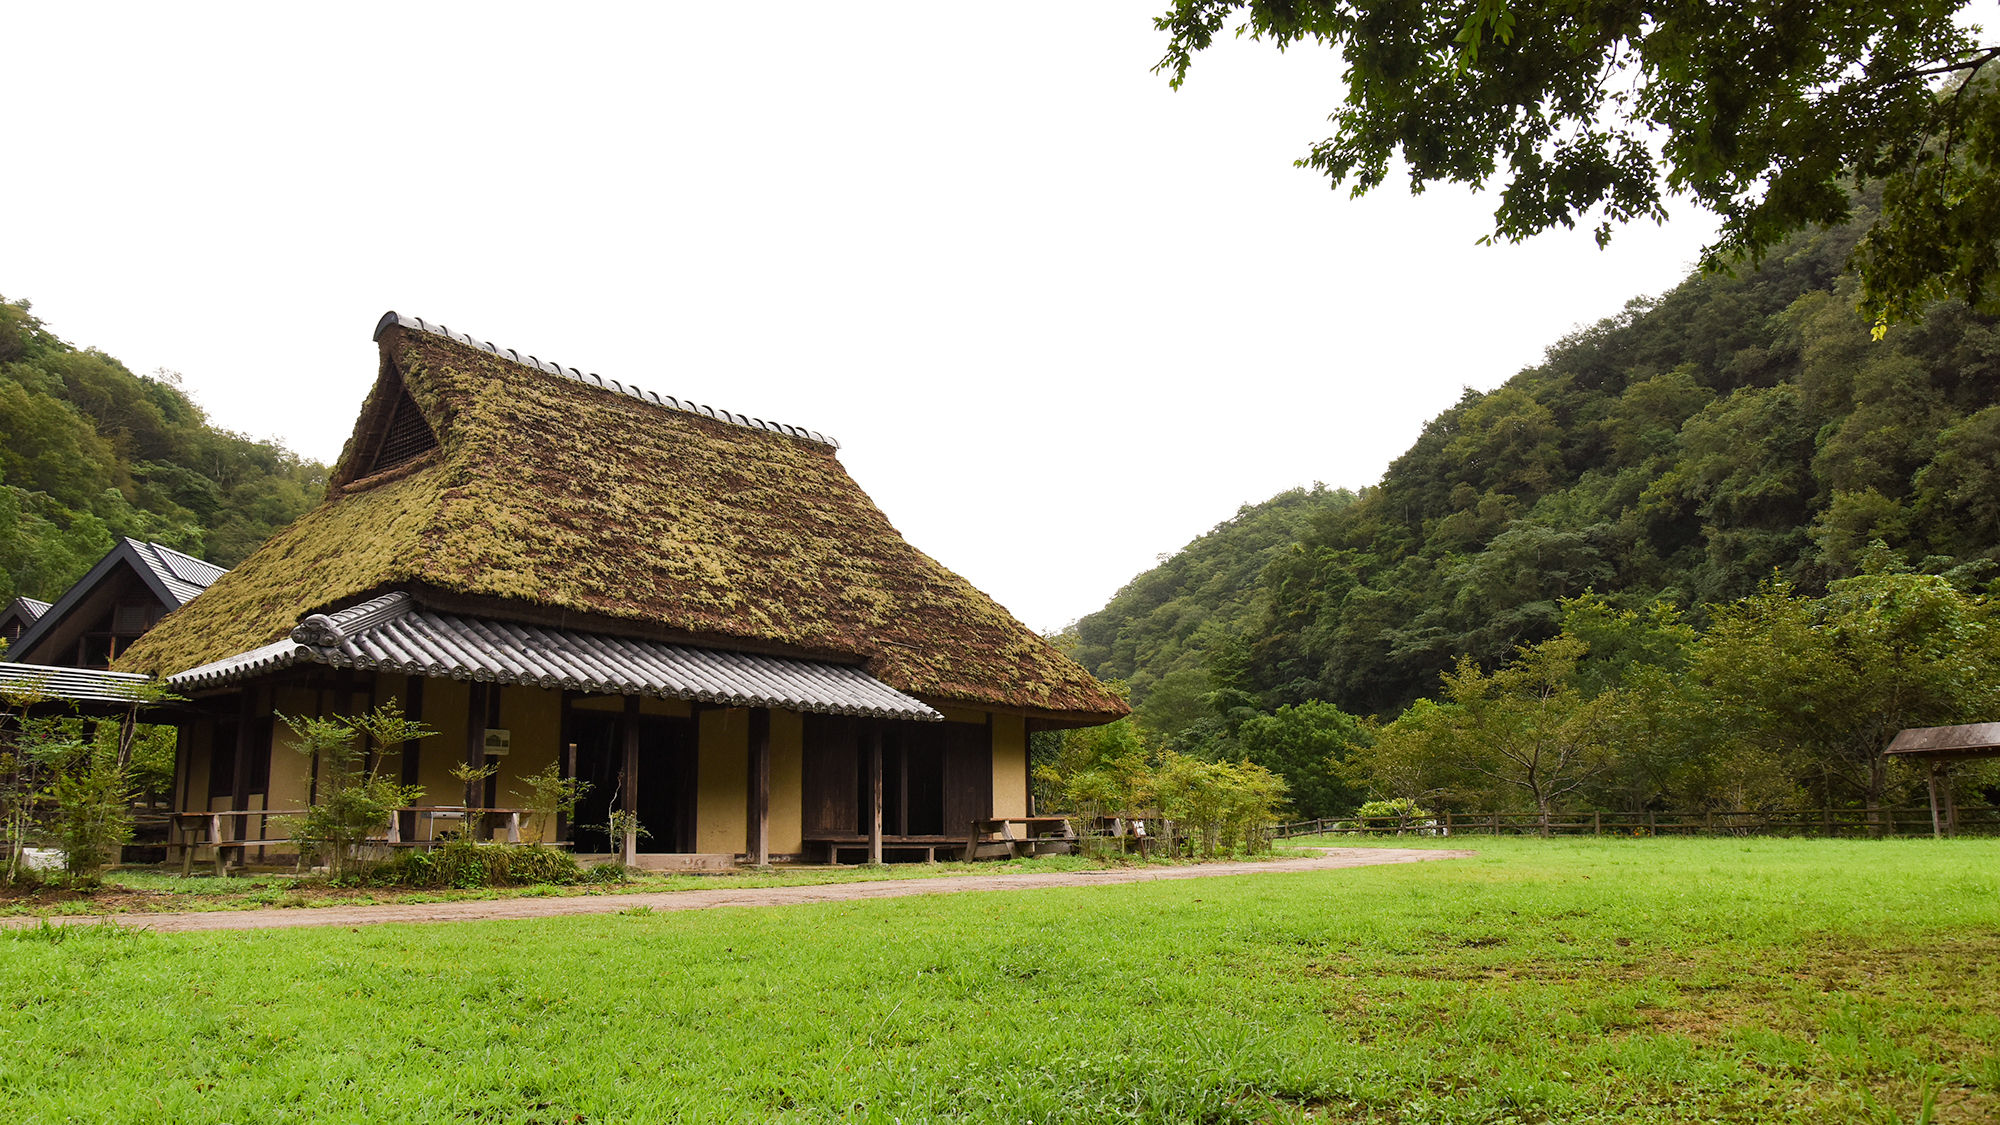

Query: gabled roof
<box><xmin>6</xmin><ymin>539</ymin><xmax>228</xmax><ymax>661</ymax></box>
<box><xmin>119</xmin><ymin>313</ymin><xmax>1128</xmax><ymax>722</ymax></box>
<box><xmin>167</xmin><ymin>591</ymin><xmax>941</xmax><ymax>721</ymax></box>
<box><xmin>1</xmin><ymin>597</ymin><xmax>52</xmax><ymax>645</ymax></box>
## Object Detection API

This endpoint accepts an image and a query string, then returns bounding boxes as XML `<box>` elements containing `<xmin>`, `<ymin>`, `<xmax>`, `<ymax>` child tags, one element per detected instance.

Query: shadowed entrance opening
<box><xmin>567</xmin><ymin>710</ymin><xmax>696</xmax><ymax>854</ymax></box>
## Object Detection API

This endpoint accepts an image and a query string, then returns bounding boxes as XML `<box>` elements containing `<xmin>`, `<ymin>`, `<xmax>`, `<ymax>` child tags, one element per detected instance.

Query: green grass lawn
<box><xmin>0</xmin><ymin>852</ymin><xmax>1188</xmax><ymax>917</ymax></box>
<box><xmin>3</xmin><ymin>838</ymin><xmax>1995</xmax><ymax>1123</ymax></box>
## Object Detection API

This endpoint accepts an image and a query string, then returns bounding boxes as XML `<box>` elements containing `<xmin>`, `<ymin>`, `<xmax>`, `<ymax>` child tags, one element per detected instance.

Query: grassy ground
<box><xmin>0</xmin><ymin>851</ymin><xmax>1207</xmax><ymax>916</ymax></box>
<box><xmin>3</xmin><ymin>837</ymin><xmax>1995</xmax><ymax>1123</ymax></box>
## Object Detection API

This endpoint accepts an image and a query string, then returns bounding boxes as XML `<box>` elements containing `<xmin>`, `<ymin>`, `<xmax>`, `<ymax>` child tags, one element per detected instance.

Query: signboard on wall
<box><xmin>483</xmin><ymin>728</ymin><xmax>511</xmax><ymax>756</ymax></box>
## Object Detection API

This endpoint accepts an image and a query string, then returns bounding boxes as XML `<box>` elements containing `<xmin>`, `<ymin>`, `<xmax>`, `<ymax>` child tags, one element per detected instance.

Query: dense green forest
<box><xmin>0</xmin><ymin>297</ymin><xmax>326</xmax><ymax>605</ymax></box>
<box><xmin>1053</xmin><ymin>206</ymin><xmax>2000</xmax><ymax>822</ymax></box>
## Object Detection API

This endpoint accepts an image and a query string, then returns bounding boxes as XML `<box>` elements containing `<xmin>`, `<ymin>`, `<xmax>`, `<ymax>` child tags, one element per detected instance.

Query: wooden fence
<box><xmin>1270</xmin><ymin>805</ymin><xmax>2000</xmax><ymax>839</ymax></box>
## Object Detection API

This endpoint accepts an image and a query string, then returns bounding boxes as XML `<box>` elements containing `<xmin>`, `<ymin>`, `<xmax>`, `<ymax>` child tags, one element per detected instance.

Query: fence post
<box><xmin>1446</xmin><ymin>810</ymin><xmax>1454</xmax><ymax>837</ymax></box>
<box><xmin>1593</xmin><ymin>811</ymin><xmax>1601</xmax><ymax>836</ymax></box>
<box><xmin>209</xmin><ymin>813</ymin><xmax>225</xmax><ymax>878</ymax></box>
<box><xmin>1645</xmin><ymin>809</ymin><xmax>1655</xmax><ymax>837</ymax></box>
<box><xmin>1823</xmin><ymin>804</ymin><xmax>1833</xmax><ymax>838</ymax></box>
<box><xmin>1491</xmin><ymin>810</ymin><xmax>1501</xmax><ymax>836</ymax></box>
<box><xmin>386</xmin><ymin>811</ymin><xmax>401</xmax><ymax>845</ymax></box>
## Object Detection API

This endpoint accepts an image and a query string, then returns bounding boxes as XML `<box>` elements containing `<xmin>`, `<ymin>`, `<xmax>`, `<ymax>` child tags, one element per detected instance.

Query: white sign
<box><xmin>483</xmin><ymin>728</ymin><xmax>511</xmax><ymax>756</ymax></box>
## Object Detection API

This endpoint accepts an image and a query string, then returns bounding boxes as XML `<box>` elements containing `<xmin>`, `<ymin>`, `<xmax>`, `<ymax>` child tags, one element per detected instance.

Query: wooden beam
<box><xmin>868</xmin><ymin>722</ymin><xmax>883</xmax><ymax>865</ymax></box>
<box><xmin>622</xmin><ymin>695</ymin><xmax>640</xmax><ymax>866</ymax></box>
<box><xmin>747</xmin><ymin>708</ymin><xmax>770</xmax><ymax>866</ymax></box>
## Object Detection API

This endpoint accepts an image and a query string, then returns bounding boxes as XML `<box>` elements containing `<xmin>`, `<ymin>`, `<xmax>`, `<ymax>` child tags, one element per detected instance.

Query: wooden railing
<box><xmin>1270</xmin><ymin>806</ymin><xmax>2000</xmax><ymax>839</ymax></box>
<box><xmin>165</xmin><ymin>806</ymin><xmax>541</xmax><ymax>876</ymax></box>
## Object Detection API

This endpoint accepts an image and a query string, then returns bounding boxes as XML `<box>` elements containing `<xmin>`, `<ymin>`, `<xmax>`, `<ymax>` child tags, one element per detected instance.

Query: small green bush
<box><xmin>582</xmin><ymin>862</ymin><xmax>633</xmax><ymax>885</ymax></box>
<box><xmin>361</xmin><ymin>844</ymin><xmax>583</xmax><ymax>889</ymax></box>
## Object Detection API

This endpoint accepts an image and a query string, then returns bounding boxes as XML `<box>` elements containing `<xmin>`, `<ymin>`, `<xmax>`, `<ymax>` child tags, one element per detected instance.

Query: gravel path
<box><xmin>15</xmin><ymin>847</ymin><xmax>1474</xmax><ymax>934</ymax></box>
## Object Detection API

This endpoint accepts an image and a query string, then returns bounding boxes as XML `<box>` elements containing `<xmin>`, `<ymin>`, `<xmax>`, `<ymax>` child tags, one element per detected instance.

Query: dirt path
<box><xmin>15</xmin><ymin>848</ymin><xmax>1473</xmax><ymax>934</ymax></box>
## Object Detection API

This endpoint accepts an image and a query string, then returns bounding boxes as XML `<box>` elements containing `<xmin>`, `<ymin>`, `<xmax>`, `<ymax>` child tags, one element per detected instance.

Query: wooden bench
<box><xmin>964</xmin><ymin>817</ymin><xmax>1077</xmax><ymax>862</ymax></box>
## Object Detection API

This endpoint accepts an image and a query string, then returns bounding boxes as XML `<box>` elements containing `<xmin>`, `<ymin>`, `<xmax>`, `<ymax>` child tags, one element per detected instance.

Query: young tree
<box><xmin>280</xmin><ymin>702</ymin><xmax>433</xmax><ymax>880</ymax></box>
<box><xmin>1387</xmin><ymin>633</ymin><xmax>1618</xmax><ymax>833</ymax></box>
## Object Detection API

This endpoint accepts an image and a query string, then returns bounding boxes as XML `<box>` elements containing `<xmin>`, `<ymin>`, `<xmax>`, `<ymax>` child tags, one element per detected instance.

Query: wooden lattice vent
<box><xmin>362</xmin><ymin>384</ymin><xmax>439</xmax><ymax>477</ymax></box>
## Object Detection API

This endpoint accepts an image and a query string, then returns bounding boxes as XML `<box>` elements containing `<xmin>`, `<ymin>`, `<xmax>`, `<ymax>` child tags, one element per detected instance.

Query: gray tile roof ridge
<box><xmin>176</xmin><ymin>592</ymin><xmax>937</xmax><ymax>720</ymax></box>
<box><xmin>373</xmin><ymin>311</ymin><xmax>840</xmax><ymax>450</ymax></box>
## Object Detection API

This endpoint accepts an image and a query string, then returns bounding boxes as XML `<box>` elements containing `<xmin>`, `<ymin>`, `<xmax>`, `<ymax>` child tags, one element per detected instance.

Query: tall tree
<box><xmin>1153</xmin><ymin>2</ymin><xmax>1999</xmax><ymax>324</ymax></box>
<box><xmin>1690</xmin><ymin>563</ymin><xmax>2000</xmax><ymax>829</ymax></box>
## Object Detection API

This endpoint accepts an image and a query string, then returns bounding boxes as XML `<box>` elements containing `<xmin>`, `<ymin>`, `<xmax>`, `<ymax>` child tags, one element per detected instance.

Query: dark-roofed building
<box><xmin>4</xmin><ymin>539</ymin><xmax>226</xmax><ymax>669</ymax></box>
<box><xmin>119</xmin><ymin>312</ymin><xmax>1127</xmax><ymax>867</ymax></box>
<box><xmin>1</xmin><ymin>597</ymin><xmax>52</xmax><ymax>649</ymax></box>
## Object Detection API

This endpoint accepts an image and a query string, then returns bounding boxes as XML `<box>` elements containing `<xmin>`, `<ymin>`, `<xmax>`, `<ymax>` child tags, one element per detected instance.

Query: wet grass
<box><xmin>2</xmin><ymin>836</ymin><xmax>1995</xmax><ymax>1123</ymax></box>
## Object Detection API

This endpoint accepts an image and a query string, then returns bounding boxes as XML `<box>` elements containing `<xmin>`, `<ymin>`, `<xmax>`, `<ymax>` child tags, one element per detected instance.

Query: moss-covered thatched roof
<box><xmin>118</xmin><ymin>316</ymin><xmax>1127</xmax><ymax>722</ymax></box>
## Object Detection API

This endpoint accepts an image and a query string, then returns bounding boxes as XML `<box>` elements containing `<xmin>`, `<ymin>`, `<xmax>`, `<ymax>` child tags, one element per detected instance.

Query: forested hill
<box><xmin>1072</xmin><ymin>202</ymin><xmax>2000</xmax><ymax>725</ymax></box>
<box><xmin>0</xmin><ymin>298</ymin><xmax>325</xmax><ymax>605</ymax></box>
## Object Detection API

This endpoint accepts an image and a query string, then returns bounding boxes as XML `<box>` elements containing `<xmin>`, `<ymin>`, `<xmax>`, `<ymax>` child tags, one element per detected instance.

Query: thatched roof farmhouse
<box><xmin>123</xmin><ymin>312</ymin><xmax>1125</xmax><ymax>867</ymax></box>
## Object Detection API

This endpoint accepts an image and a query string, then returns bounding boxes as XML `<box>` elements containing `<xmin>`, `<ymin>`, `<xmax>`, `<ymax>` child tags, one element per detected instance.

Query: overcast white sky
<box><xmin>5</xmin><ymin>4</ymin><xmax>1721</xmax><ymax>632</ymax></box>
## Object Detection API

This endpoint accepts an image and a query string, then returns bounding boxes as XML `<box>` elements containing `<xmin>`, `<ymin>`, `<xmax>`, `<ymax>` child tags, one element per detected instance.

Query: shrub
<box><xmin>1354</xmin><ymin>798</ymin><xmax>1432</xmax><ymax>820</ymax></box>
<box><xmin>361</xmin><ymin>843</ymin><xmax>583</xmax><ymax>889</ymax></box>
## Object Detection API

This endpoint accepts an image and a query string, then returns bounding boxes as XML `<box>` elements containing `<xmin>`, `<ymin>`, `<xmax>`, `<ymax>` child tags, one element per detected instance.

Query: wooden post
<box><xmin>1593</xmin><ymin>811</ymin><xmax>1601</xmax><ymax>836</ymax></box>
<box><xmin>507</xmin><ymin>811</ymin><xmax>521</xmax><ymax>844</ymax></box>
<box><xmin>868</xmin><ymin>722</ymin><xmax>884</xmax><ymax>865</ymax></box>
<box><xmin>1928</xmin><ymin>766</ymin><xmax>1945</xmax><ymax>840</ymax></box>
<box><xmin>746</xmin><ymin>708</ymin><xmax>770</xmax><ymax>866</ymax></box>
<box><xmin>398</xmin><ymin>675</ymin><xmax>425</xmax><ymax>844</ymax></box>
<box><xmin>386</xmin><ymin>811</ymin><xmax>401</xmax><ymax>845</ymax></box>
<box><xmin>621</xmin><ymin>696</ymin><xmax>640</xmax><ymax>867</ymax></box>
<box><xmin>1945</xmin><ymin>765</ymin><xmax>1959</xmax><ymax>838</ymax></box>
<box><xmin>209</xmin><ymin>814</ymin><xmax>224</xmax><ymax>878</ymax></box>
<box><xmin>558</xmin><ymin>739</ymin><xmax>578</xmax><ymax>843</ymax></box>
<box><xmin>230</xmin><ymin>690</ymin><xmax>256</xmax><ymax>857</ymax></box>
<box><xmin>463</xmin><ymin>682</ymin><xmax>488</xmax><ymax>811</ymax></box>
<box><xmin>180</xmin><ymin>817</ymin><xmax>196</xmax><ymax>878</ymax></box>
<box><xmin>1491</xmin><ymin>810</ymin><xmax>1501</xmax><ymax>836</ymax></box>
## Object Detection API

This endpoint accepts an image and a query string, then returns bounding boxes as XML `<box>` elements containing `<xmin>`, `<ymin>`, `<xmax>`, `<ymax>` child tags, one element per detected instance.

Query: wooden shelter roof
<box><xmin>117</xmin><ymin>313</ymin><xmax>1128</xmax><ymax>723</ymax></box>
<box><xmin>1884</xmin><ymin>723</ymin><xmax>2000</xmax><ymax>761</ymax></box>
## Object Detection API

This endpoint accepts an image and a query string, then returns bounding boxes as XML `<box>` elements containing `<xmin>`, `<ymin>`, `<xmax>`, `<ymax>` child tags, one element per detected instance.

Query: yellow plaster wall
<box><xmin>266</xmin><ymin>685</ymin><xmax>318</xmax><ymax>812</ymax></box>
<box><xmin>991</xmin><ymin>713</ymin><xmax>1028</xmax><ymax>818</ymax></box>
<box><xmin>494</xmin><ymin>685</ymin><xmax>562</xmax><ymax>841</ymax></box>
<box><xmin>769</xmin><ymin>709</ymin><xmax>803</xmax><ymax>854</ymax></box>
<box><xmin>418</xmin><ymin>676</ymin><xmax>471</xmax><ymax>809</ymax></box>
<box><xmin>182</xmin><ymin>718</ymin><xmax>213</xmax><ymax>815</ymax></box>
<box><xmin>697</xmin><ymin>707</ymin><xmax>748</xmax><ymax>854</ymax></box>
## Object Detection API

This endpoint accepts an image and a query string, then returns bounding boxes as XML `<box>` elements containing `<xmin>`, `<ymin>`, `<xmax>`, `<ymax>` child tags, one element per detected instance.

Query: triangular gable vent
<box><xmin>360</xmin><ymin>384</ymin><xmax>438</xmax><ymax>478</ymax></box>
